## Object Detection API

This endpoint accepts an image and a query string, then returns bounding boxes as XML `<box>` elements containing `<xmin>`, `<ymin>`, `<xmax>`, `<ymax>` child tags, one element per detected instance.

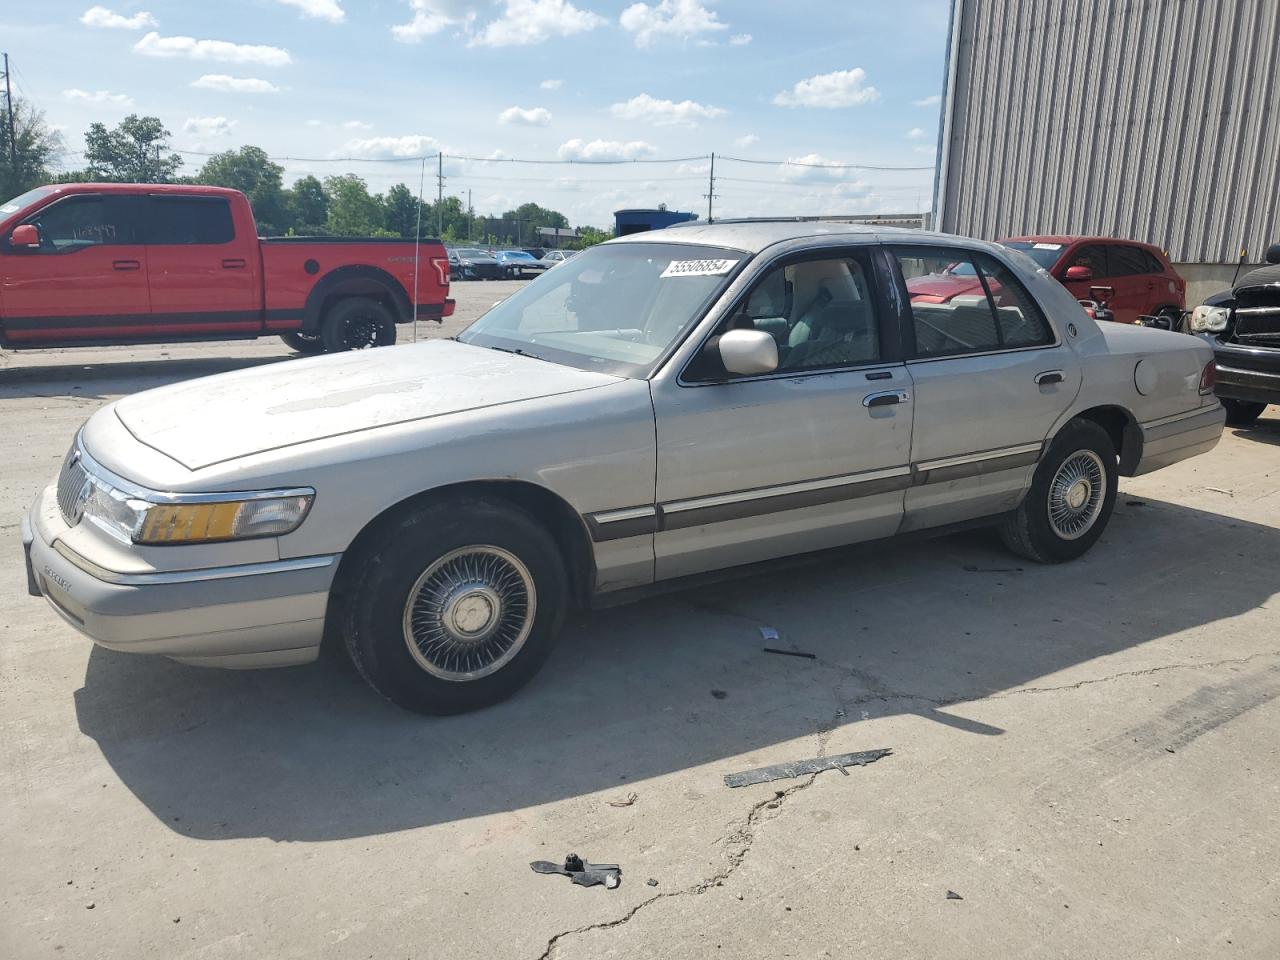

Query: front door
<box><xmin>651</xmin><ymin>248</ymin><xmax>913</xmax><ymax>581</ymax></box>
<box><xmin>1057</xmin><ymin>242</ymin><xmax>1112</xmax><ymax>313</ymax></box>
<box><xmin>891</xmin><ymin>244</ymin><xmax>1081</xmax><ymax>531</ymax></box>
<box><xmin>0</xmin><ymin>193</ymin><xmax>150</xmax><ymax>345</ymax></box>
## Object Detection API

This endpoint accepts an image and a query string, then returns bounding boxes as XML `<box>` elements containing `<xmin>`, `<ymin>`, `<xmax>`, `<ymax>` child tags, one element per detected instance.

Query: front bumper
<box><xmin>1202</xmin><ymin>336</ymin><xmax>1280</xmax><ymax>405</ymax></box>
<box><xmin>23</xmin><ymin>486</ymin><xmax>338</xmax><ymax>668</ymax></box>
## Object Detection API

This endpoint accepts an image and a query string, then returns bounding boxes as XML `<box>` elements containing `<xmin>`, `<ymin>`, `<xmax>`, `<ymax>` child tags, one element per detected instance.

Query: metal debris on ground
<box><xmin>760</xmin><ymin>626</ymin><xmax>780</xmax><ymax>642</ymax></box>
<box><xmin>762</xmin><ymin>647</ymin><xmax>817</xmax><ymax>660</ymax></box>
<box><xmin>607</xmin><ymin>791</ymin><xmax>639</xmax><ymax>807</ymax></box>
<box><xmin>646</xmin><ymin>878</ymin><xmax>659</xmax><ymax>887</ymax></box>
<box><xmin>723</xmin><ymin>748</ymin><xmax>892</xmax><ymax>788</ymax></box>
<box><xmin>711</xmin><ymin>689</ymin><xmax>728</xmax><ymax>699</ymax></box>
<box><xmin>946</xmin><ymin>890</ymin><xmax>963</xmax><ymax>900</ymax></box>
<box><xmin>530</xmin><ymin>854</ymin><xmax>622</xmax><ymax>889</ymax></box>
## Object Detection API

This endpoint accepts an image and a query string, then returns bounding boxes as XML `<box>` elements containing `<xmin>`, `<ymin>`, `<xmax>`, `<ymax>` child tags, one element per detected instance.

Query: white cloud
<box><xmin>912</xmin><ymin>94</ymin><xmax>941</xmax><ymax>106</ymax></box>
<box><xmin>342</xmin><ymin>134</ymin><xmax>440</xmax><ymax>158</ymax></box>
<box><xmin>557</xmin><ymin>138</ymin><xmax>657</xmax><ymax>162</ymax></box>
<box><xmin>62</xmin><ymin>87</ymin><xmax>134</xmax><ymax>106</ymax></box>
<box><xmin>620</xmin><ymin>0</ymin><xmax>728</xmax><ymax>47</ymax></box>
<box><xmin>906</xmin><ymin>127</ymin><xmax>926</xmax><ymax>139</ymax></box>
<box><xmin>80</xmin><ymin>6</ymin><xmax>156</xmax><ymax>29</ymax></box>
<box><xmin>498</xmin><ymin>105</ymin><xmax>553</xmax><ymax>126</ymax></box>
<box><xmin>472</xmin><ymin>0</ymin><xmax>606</xmax><ymax>48</ymax></box>
<box><xmin>729</xmin><ymin>32</ymin><xmax>751</xmax><ymax>45</ymax></box>
<box><xmin>540</xmin><ymin>78</ymin><xmax>563</xmax><ymax>90</ymax></box>
<box><xmin>773</xmin><ymin>68</ymin><xmax>879</xmax><ymax>108</ymax></box>
<box><xmin>609</xmin><ymin>93</ymin><xmax>725</xmax><ymax>127</ymax></box>
<box><xmin>277</xmin><ymin>0</ymin><xmax>345</xmax><ymax>22</ymax></box>
<box><xmin>134</xmin><ymin>32</ymin><xmax>292</xmax><ymax>66</ymax></box>
<box><xmin>184</xmin><ymin>116</ymin><xmax>237</xmax><ymax>138</ymax></box>
<box><xmin>191</xmin><ymin>74</ymin><xmax>281</xmax><ymax>93</ymax></box>
<box><xmin>733</xmin><ymin>133</ymin><xmax>759</xmax><ymax>148</ymax></box>
<box><xmin>777</xmin><ymin>153</ymin><xmax>856</xmax><ymax>183</ymax></box>
<box><xmin>305</xmin><ymin>118</ymin><xmax>324</xmax><ymax>126</ymax></box>
<box><xmin>343</xmin><ymin>119</ymin><xmax>373</xmax><ymax>130</ymax></box>
<box><xmin>391</xmin><ymin>0</ymin><xmax>474</xmax><ymax>41</ymax></box>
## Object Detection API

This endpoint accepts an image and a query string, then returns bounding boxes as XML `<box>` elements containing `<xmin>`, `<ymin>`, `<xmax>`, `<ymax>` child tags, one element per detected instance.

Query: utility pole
<box><xmin>436</xmin><ymin>152</ymin><xmax>444</xmax><ymax>237</ymax></box>
<box><xmin>467</xmin><ymin>188</ymin><xmax>472</xmax><ymax>241</ymax></box>
<box><xmin>2</xmin><ymin>53</ymin><xmax>16</xmax><ymax>171</ymax></box>
<box><xmin>703</xmin><ymin>152</ymin><xmax>718</xmax><ymax>223</ymax></box>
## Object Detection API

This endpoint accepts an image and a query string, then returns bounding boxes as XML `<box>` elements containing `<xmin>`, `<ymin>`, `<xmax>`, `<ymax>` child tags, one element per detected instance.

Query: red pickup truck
<box><xmin>0</xmin><ymin>183</ymin><xmax>453</xmax><ymax>352</ymax></box>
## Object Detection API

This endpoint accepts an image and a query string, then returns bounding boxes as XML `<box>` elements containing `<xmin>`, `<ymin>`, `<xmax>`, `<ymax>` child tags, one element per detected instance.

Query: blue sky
<box><xmin>4</xmin><ymin>0</ymin><xmax>951</xmax><ymax>226</ymax></box>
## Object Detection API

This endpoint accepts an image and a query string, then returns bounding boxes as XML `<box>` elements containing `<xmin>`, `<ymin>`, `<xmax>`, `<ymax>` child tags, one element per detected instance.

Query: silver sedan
<box><xmin>24</xmin><ymin>222</ymin><xmax>1225</xmax><ymax>713</ymax></box>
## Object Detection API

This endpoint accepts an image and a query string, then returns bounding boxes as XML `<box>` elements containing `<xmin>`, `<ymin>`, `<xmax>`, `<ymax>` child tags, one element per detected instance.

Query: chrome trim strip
<box><xmin>593</xmin><ymin>506</ymin><xmax>658</xmax><ymax>523</ymax></box>
<box><xmin>52</xmin><ymin>542</ymin><xmax>338</xmax><ymax>585</ymax></box>
<box><xmin>75</xmin><ymin>437</ymin><xmax>314</xmax><ymax>505</ymax></box>
<box><xmin>662</xmin><ymin>466</ymin><xmax>912</xmax><ymax>515</ymax></box>
<box><xmin>1140</xmin><ymin>407</ymin><xmax>1216</xmax><ymax>430</ymax></box>
<box><xmin>584</xmin><ymin>505</ymin><xmax>661</xmax><ymax>542</ymax></box>
<box><xmin>915</xmin><ymin>442</ymin><xmax>1043</xmax><ymax>473</ymax></box>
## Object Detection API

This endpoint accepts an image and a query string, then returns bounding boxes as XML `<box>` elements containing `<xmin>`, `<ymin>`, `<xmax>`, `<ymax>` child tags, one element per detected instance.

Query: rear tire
<box><xmin>279</xmin><ymin>331</ymin><xmax>325</xmax><ymax>354</ymax></box>
<box><xmin>343</xmin><ymin>498</ymin><xmax>568</xmax><ymax>715</ymax></box>
<box><xmin>1222</xmin><ymin>399</ymin><xmax>1267</xmax><ymax>425</ymax></box>
<box><xmin>320</xmin><ymin>297</ymin><xmax>396</xmax><ymax>352</ymax></box>
<box><xmin>999</xmin><ymin>419</ymin><xmax>1118</xmax><ymax>563</ymax></box>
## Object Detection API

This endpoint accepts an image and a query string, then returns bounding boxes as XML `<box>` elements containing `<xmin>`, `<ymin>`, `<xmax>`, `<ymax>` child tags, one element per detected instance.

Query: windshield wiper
<box><xmin>485</xmin><ymin>344</ymin><xmax>552</xmax><ymax>363</ymax></box>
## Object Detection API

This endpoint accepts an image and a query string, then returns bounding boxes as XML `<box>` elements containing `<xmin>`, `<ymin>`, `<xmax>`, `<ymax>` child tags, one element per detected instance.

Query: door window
<box><xmin>974</xmin><ymin>254</ymin><xmax>1054</xmax><ymax>347</ymax></box>
<box><xmin>145</xmin><ymin>197</ymin><xmax>235</xmax><ymax>245</ymax></box>
<box><xmin>1110</xmin><ymin>244</ymin><xmax>1156</xmax><ymax>276</ymax></box>
<box><xmin>1066</xmin><ymin>244</ymin><xmax>1109</xmax><ymax>277</ymax></box>
<box><xmin>27</xmin><ymin>196</ymin><xmax>139</xmax><ymax>252</ymax></box>
<box><xmin>691</xmin><ymin>254</ymin><xmax>882</xmax><ymax>379</ymax></box>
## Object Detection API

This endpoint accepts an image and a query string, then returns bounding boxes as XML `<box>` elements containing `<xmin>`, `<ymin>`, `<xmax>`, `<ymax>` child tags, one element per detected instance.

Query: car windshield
<box><xmin>1001</xmin><ymin>241</ymin><xmax>1064</xmax><ymax>270</ymax></box>
<box><xmin>458</xmin><ymin>241</ymin><xmax>745</xmax><ymax>377</ymax></box>
<box><xmin>503</xmin><ymin>251</ymin><xmax>534</xmax><ymax>260</ymax></box>
<box><xmin>0</xmin><ymin>186</ymin><xmax>54</xmax><ymax>217</ymax></box>
<box><xmin>457</xmin><ymin>249</ymin><xmax>487</xmax><ymax>258</ymax></box>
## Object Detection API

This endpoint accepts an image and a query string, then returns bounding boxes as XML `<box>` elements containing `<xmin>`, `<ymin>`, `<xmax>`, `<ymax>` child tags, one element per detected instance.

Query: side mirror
<box><xmin>718</xmin><ymin>329</ymin><xmax>778</xmax><ymax>376</ymax></box>
<box><xmin>1266</xmin><ymin>242</ymin><xmax>1280</xmax><ymax>265</ymax></box>
<box><xmin>1064</xmin><ymin>264</ymin><xmax>1093</xmax><ymax>282</ymax></box>
<box><xmin>9</xmin><ymin>223</ymin><xmax>40</xmax><ymax>249</ymax></box>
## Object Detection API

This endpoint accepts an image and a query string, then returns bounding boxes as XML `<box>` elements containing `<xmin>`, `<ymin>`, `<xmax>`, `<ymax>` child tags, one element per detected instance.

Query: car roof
<box><xmin>611</xmin><ymin>219</ymin><xmax>1004</xmax><ymax>256</ymax></box>
<box><xmin>1003</xmin><ymin>234</ymin><xmax>1160</xmax><ymax>252</ymax></box>
<box><xmin>36</xmin><ymin>183</ymin><xmax>243</xmax><ymax>199</ymax></box>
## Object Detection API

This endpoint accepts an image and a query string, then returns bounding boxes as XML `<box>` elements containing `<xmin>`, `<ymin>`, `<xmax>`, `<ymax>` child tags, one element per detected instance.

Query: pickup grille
<box><xmin>56</xmin><ymin>448</ymin><xmax>90</xmax><ymax>526</ymax></box>
<box><xmin>1233</xmin><ymin>305</ymin><xmax>1280</xmax><ymax>345</ymax></box>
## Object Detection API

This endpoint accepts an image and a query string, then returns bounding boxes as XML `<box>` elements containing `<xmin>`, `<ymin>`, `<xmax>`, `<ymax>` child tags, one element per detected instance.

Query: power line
<box><xmin>720</xmin><ymin>154</ymin><xmax>935</xmax><ymax>172</ymax></box>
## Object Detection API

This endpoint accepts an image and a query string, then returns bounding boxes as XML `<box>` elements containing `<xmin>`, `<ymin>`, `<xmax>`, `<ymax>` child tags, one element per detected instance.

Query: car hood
<box><xmin>112</xmin><ymin>339</ymin><xmax>622</xmax><ymax>471</ymax></box>
<box><xmin>905</xmin><ymin>275</ymin><xmax>984</xmax><ymax>301</ymax></box>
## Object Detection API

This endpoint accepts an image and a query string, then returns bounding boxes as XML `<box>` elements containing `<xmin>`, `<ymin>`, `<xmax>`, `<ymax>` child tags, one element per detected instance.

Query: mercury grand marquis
<box><xmin>23</xmin><ymin>221</ymin><xmax>1226</xmax><ymax>714</ymax></box>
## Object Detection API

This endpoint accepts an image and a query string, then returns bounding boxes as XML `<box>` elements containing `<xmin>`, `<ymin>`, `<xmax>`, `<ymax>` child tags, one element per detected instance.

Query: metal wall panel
<box><xmin>937</xmin><ymin>0</ymin><xmax>1280</xmax><ymax>264</ymax></box>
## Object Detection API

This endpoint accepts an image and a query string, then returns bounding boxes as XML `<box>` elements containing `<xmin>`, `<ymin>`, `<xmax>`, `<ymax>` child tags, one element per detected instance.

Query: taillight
<box><xmin>430</xmin><ymin>257</ymin><xmax>449</xmax><ymax>286</ymax></box>
<box><xmin>1199</xmin><ymin>360</ymin><xmax>1216</xmax><ymax>395</ymax></box>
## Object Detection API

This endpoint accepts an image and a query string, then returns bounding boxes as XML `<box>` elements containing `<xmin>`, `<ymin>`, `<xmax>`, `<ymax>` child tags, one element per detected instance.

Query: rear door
<box><xmin>889</xmin><ymin>244</ymin><xmax>1081</xmax><ymax>531</ymax></box>
<box><xmin>1106</xmin><ymin>243</ymin><xmax>1162</xmax><ymax>323</ymax></box>
<box><xmin>143</xmin><ymin>194</ymin><xmax>262</xmax><ymax>337</ymax></box>
<box><xmin>0</xmin><ymin>193</ymin><xmax>149</xmax><ymax>345</ymax></box>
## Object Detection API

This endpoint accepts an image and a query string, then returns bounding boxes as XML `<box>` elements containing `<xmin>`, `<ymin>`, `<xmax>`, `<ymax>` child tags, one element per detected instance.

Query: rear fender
<box><xmin>304</xmin><ymin>265</ymin><xmax>412</xmax><ymax>331</ymax></box>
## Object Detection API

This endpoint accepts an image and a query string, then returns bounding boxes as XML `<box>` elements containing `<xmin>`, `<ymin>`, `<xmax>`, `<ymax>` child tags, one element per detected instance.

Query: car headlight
<box><xmin>1188</xmin><ymin>305</ymin><xmax>1230</xmax><ymax>332</ymax></box>
<box><xmin>78</xmin><ymin>470</ymin><xmax>313</xmax><ymax>546</ymax></box>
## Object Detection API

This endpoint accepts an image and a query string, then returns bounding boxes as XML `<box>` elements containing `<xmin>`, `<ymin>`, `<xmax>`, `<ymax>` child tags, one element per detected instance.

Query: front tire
<box><xmin>999</xmin><ymin>419</ymin><xmax>1118</xmax><ymax>563</ymax></box>
<box><xmin>320</xmin><ymin>297</ymin><xmax>396</xmax><ymax>352</ymax></box>
<box><xmin>279</xmin><ymin>331</ymin><xmax>325</xmax><ymax>354</ymax></box>
<box><xmin>343</xmin><ymin>498</ymin><xmax>568</xmax><ymax>715</ymax></box>
<box><xmin>1222</xmin><ymin>399</ymin><xmax>1266</xmax><ymax>426</ymax></box>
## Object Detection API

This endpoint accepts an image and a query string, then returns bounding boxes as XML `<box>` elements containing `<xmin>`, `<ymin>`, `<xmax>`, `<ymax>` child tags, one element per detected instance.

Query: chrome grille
<box><xmin>1234</xmin><ymin>305</ymin><xmax>1280</xmax><ymax>345</ymax></box>
<box><xmin>56</xmin><ymin>447</ymin><xmax>90</xmax><ymax>526</ymax></box>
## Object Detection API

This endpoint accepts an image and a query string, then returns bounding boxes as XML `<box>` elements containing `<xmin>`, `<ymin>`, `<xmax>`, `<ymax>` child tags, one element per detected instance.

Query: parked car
<box><xmin>495</xmin><ymin>250</ymin><xmax>549</xmax><ymax>279</ymax></box>
<box><xmin>540</xmin><ymin>249</ymin><xmax>576</xmax><ymax>267</ymax></box>
<box><xmin>0</xmin><ymin>183</ymin><xmax>453</xmax><ymax>353</ymax></box>
<box><xmin>1188</xmin><ymin>241</ymin><xmax>1280</xmax><ymax>425</ymax></box>
<box><xmin>1000</xmin><ymin>236</ymin><xmax>1185</xmax><ymax>326</ymax></box>
<box><xmin>522</xmin><ymin>248</ymin><xmax>546</xmax><ymax>260</ymax></box>
<box><xmin>449</xmin><ymin>248</ymin><xmax>501</xmax><ymax>281</ymax></box>
<box><xmin>24</xmin><ymin>222</ymin><xmax>1223</xmax><ymax>715</ymax></box>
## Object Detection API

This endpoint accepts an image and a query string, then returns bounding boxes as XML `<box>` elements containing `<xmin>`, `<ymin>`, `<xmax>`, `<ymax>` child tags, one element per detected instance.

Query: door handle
<box><xmin>221</xmin><ymin>258</ymin><xmax>247</xmax><ymax>269</ymax></box>
<box><xmin>863</xmin><ymin>390</ymin><xmax>910</xmax><ymax>408</ymax></box>
<box><xmin>1035</xmin><ymin>370</ymin><xmax>1065</xmax><ymax>386</ymax></box>
<box><xmin>112</xmin><ymin>259</ymin><xmax>141</xmax><ymax>271</ymax></box>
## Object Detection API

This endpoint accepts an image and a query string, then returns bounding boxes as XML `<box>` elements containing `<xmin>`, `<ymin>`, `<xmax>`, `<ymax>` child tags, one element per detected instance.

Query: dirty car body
<box><xmin>23</xmin><ymin>222</ymin><xmax>1225</xmax><ymax>714</ymax></box>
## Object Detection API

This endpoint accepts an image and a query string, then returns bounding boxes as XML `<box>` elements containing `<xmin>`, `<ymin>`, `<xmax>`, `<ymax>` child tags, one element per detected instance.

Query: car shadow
<box><xmin>1230</xmin><ymin>413</ymin><xmax>1280</xmax><ymax>446</ymax></box>
<box><xmin>0</xmin><ymin>355</ymin><xmax>294</xmax><ymax>401</ymax></box>
<box><xmin>73</xmin><ymin>497</ymin><xmax>1280</xmax><ymax>842</ymax></box>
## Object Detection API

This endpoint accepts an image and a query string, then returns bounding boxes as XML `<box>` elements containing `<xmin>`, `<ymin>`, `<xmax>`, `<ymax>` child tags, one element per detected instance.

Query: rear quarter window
<box><xmin>146</xmin><ymin>197</ymin><xmax>235</xmax><ymax>245</ymax></box>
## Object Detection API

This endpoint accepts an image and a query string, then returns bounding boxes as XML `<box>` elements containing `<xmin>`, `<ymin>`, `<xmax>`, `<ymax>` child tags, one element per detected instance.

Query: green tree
<box><xmin>570</xmin><ymin>225</ymin><xmax>611</xmax><ymax>250</ymax></box>
<box><xmin>382</xmin><ymin>183</ymin><xmax>421</xmax><ymax>237</ymax></box>
<box><xmin>83</xmin><ymin>115</ymin><xmax>182</xmax><ymax>183</ymax></box>
<box><xmin>194</xmin><ymin>145</ymin><xmax>287</xmax><ymax>234</ymax></box>
<box><xmin>0</xmin><ymin>97</ymin><xmax>63</xmax><ymax>198</ymax></box>
<box><xmin>499</xmin><ymin>201</ymin><xmax>568</xmax><ymax>245</ymax></box>
<box><xmin>426</xmin><ymin>195</ymin><xmax>469</xmax><ymax>239</ymax></box>
<box><xmin>323</xmin><ymin>174</ymin><xmax>387</xmax><ymax>236</ymax></box>
<box><xmin>287</xmin><ymin>175</ymin><xmax>328</xmax><ymax>234</ymax></box>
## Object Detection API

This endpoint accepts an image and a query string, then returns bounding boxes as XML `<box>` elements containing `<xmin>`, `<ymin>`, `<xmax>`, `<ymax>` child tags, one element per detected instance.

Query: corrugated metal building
<box><xmin>934</xmin><ymin>0</ymin><xmax>1280</xmax><ymax>303</ymax></box>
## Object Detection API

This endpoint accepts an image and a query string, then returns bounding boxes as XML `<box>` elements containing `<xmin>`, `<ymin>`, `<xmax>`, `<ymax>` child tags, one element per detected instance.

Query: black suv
<box><xmin>1189</xmin><ymin>242</ymin><xmax>1280</xmax><ymax>425</ymax></box>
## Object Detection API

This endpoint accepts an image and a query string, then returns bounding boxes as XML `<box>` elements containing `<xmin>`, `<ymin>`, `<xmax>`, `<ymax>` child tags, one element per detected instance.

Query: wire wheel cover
<box><xmin>402</xmin><ymin>546</ymin><xmax>536</xmax><ymax>681</ymax></box>
<box><xmin>1047</xmin><ymin>449</ymin><xmax>1106</xmax><ymax>540</ymax></box>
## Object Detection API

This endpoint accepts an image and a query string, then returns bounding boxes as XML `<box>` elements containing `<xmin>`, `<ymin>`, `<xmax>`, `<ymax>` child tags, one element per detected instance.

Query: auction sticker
<box><xmin>1032</xmin><ymin>242</ymin><xmax>1063</xmax><ymax>250</ymax></box>
<box><xmin>661</xmin><ymin>258</ymin><xmax>739</xmax><ymax>278</ymax></box>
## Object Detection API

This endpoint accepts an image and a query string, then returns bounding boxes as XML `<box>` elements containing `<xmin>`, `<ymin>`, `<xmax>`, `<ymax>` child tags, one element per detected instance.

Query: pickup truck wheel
<box><xmin>279</xmin><ymin>332</ymin><xmax>325</xmax><ymax>354</ymax></box>
<box><xmin>321</xmin><ymin>297</ymin><xmax>396</xmax><ymax>352</ymax></box>
<box><xmin>1222</xmin><ymin>399</ymin><xmax>1266</xmax><ymax>425</ymax></box>
<box><xmin>343</xmin><ymin>498</ymin><xmax>568</xmax><ymax>715</ymax></box>
<box><xmin>999</xmin><ymin>419</ymin><xmax>1118</xmax><ymax>563</ymax></box>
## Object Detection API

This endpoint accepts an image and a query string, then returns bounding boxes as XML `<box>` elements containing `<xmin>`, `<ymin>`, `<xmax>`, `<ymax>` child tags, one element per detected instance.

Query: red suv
<box><xmin>905</xmin><ymin>236</ymin><xmax>1185</xmax><ymax>326</ymax></box>
<box><xmin>1001</xmin><ymin>236</ymin><xmax>1185</xmax><ymax>325</ymax></box>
